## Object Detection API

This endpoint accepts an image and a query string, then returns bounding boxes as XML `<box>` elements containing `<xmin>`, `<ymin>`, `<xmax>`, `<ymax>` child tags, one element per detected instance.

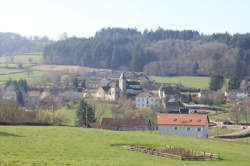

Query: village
<box><xmin>1</xmin><ymin>68</ymin><xmax>249</xmax><ymax>139</ymax></box>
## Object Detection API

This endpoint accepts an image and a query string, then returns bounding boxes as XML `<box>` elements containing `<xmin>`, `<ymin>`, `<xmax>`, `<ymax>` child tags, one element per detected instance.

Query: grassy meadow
<box><xmin>0</xmin><ymin>52</ymin><xmax>43</xmax><ymax>64</ymax></box>
<box><xmin>151</xmin><ymin>76</ymin><xmax>229</xmax><ymax>89</ymax></box>
<box><xmin>0</xmin><ymin>125</ymin><xmax>250</xmax><ymax>166</ymax></box>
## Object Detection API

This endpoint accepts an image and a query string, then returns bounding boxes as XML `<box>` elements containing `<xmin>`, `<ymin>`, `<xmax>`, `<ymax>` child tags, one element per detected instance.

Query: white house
<box><xmin>136</xmin><ymin>92</ymin><xmax>160</xmax><ymax>108</ymax></box>
<box><xmin>157</xmin><ymin>113</ymin><xmax>209</xmax><ymax>138</ymax></box>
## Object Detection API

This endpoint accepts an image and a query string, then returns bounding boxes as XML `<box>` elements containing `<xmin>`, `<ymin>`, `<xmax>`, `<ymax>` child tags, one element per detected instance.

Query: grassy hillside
<box><xmin>0</xmin><ymin>126</ymin><xmax>249</xmax><ymax>166</ymax></box>
<box><xmin>151</xmin><ymin>76</ymin><xmax>229</xmax><ymax>89</ymax></box>
<box><xmin>150</xmin><ymin>76</ymin><xmax>211</xmax><ymax>89</ymax></box>
<box><xmin>0</xmin><ymin>52</ymin><xmax>43</xmax><ymax>64</ymax></box>
<box><xmin>0</xmin><ymin>71</ymin><xmax>47</xmax><ymax>84</ymax></box>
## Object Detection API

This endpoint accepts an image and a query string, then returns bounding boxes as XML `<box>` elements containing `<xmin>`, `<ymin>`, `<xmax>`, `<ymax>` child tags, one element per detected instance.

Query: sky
<box><xmin>0</xmin><ymin>0</ymin><xmax>249</xmax><ymax>39</ymax></box>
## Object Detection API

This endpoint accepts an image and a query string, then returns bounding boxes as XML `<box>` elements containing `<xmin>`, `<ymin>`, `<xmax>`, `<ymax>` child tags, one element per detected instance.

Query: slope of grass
<box><xmin>208</xmin><ymin>127</ymin><xmax>237</xmax><ymax>136</ymax></box>
<box><xmin>58</xmin><ymin>100</ymin><xmax>117</xmax><ymax>126</ymax></box>
<box><xmin>0</xmin><ymin>52</ymin><xmax>43</xmax><ymax>64</ymax></box>
<box><xmin>0</xmin><ymin>71</ymin><xmax>47</xmax><ymax>83</ymax></box>
<box><xmin>0</xmin><ymin>126</ymin><xmax>249</xmax><ymax>166</ymax></box>
<box><xmin>151</xmin><ymin>76</ymin><xmax>229</xmax><ymax>89</ymax></box>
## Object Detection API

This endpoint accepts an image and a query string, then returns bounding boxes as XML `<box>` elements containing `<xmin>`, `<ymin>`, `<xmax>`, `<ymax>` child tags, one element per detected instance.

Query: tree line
<box><xmin>0</xmin><ymin>32</ymin><xmax>52</xmax><ymax>56</ymax></box>
<box><xmin>43</xmin><ymin>27</ymin><xmax>250</xmax><ymax>77</ymax></box>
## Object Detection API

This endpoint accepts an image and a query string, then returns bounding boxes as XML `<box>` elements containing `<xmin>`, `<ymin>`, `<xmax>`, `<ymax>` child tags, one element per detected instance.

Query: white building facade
<box><xmin>157</xmin><ymin>114</ymin><xmax>209</xmax><ymax>138</ymax></box>
<box><xmin>136</xmin><ymin>92</ymin><xmax>160</xmax><ymax>108</ymax></box>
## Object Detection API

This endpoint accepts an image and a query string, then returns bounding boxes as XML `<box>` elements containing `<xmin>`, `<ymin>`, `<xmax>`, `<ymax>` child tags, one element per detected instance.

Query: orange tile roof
<box><xmin>157</xmin><ymin>113</ymin><xmax>209</xmax><ymax>126</ymax></box>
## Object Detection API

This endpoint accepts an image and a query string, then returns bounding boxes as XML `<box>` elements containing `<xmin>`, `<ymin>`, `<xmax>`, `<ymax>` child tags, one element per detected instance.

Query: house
<box><xmin>157</xmin><ymin>113</ymin><xmax>209</xmax><ymax>138</ymax></box>
<box><xmin>158</xmin><ymin>85</ymin><xmax>180</xmax><ymax>100</ymax></box>
<box><xmin>95</xmin><ymin>81</ymin><xmax>120</xmax><ymax>101</ymax></box>
<box><xmin>119</xmin><ymin>73</ymin><xmax>142</xmax><ymax>96</ymax></box>
<box><xmin>165</xmin><ymin>98</ymin><xmax>188</xmax><ymax>113</ymax></box>
<box><xmin>197</xmin><ymin>89</ymin><xmax>212</xmax><ymax>98</ymax></box>
<box><xmin>225</xmin><ymin>90</ymin><xmax>249</xmax><ymax>102</ymax></box>
<box><xmin>85</xmin><ymin>79</ymin><xmax>100</xmax><ymax>89</ymax></box>
<box><xmin>101</xmin><ymin>118</ymin><xmax>151</xmax><ymax>131</ymax></box>
<box><xmin>26</xmin><ymin>91</ymin><xmax>41</xmax><ymax>105</ymax></box>
<box><xmin>2</xmin><ymin>85</ymin><xmax>17</xmax><ymax>101</ymax></box>
<box><xmin>136</xmin><ymin>91</ymin><xmax>160</xmax><ymax>108</ymax></box>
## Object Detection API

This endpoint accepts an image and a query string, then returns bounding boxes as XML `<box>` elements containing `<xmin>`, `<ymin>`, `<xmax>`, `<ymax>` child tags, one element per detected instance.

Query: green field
<box><xmin>0</xmin><ymin>126</ymin><xmax>250</xmax><ymax>166</ymax></box>
<box><xmin>0</xmin><ymin>68</ymin><xmax>24</xmax><ymax>74</ymax></box>
<box><xmin>150</xmin><ymin>76</ymin><xmax>228</xmax><ymax>89</ymax></box>
<box><xmin>0</xmin><ymin>71</ymin><xmax>47</xmax><ymax>84</ymax></box>
<box><xmin>0</xmin><ymin>52</ymin><xmax>43</xmax><ymax>64</ymax></box>
<box><xmin>151</xmin><ymin>76</ymin><xmax>211</xmax><ymax>89</ymax></box>
<box><xmin>208</xmin><ymin>127</ymin><xmax>237</xmax><ymax>136</ymax></box>
<box><xmin>58</xmin><ymin>100</ymin><xmax>117</xmax><ymax>126</ymax></box>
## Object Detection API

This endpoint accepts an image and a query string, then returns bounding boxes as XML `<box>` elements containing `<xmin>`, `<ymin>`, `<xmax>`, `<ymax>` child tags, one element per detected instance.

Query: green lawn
<box><xmin>151</xmin><ymin>76</ymin><xmax>229</xmax><ymax>89</ymax></box>
<box><xmin>0</xmin><ymin>126</ymin><xmax>250</xmax><ymax>166</ymax></box>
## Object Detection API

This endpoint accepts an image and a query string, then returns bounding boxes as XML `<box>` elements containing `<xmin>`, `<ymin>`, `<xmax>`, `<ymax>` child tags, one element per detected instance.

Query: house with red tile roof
<box><xmin>157</xmin><ymin>113</ymin><xmax>209</xmax><ymax>138</ymax></box>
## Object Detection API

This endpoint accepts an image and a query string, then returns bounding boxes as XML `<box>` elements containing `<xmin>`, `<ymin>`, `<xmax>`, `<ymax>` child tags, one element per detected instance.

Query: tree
<box><xmin>192</xmin><ymin>62</ymin><xmax>199</xmax><ymax>75</ymax></box>
<box><xmin>209</xmin><ymin>75</ymin><xmax>224</xmax><ymax>91</ymax></box>
<box><xmin>16</xmin><ymin>89</ymin><xmax>25</xmax><ymax>106</ymax></box>
<box><xmin>72</xmin><ymin>77</ymin><xmax>79</xmax><ymax>88</ymax></box>
<box><xmin>76</xmin><ymin>99</ymin><xmax>96</xmax><ymax>126</ymax></box>
<box><xmin>228</xmin><ymin>77</ymin><xmax>241</xmax><ymax>90</ymax></box>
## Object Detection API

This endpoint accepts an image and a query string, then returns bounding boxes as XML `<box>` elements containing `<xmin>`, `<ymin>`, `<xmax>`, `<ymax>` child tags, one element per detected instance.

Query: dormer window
<box><xmin>196</xmin><ymin>119</ymin><xmax>201</xmax><ymax>122</ymax></box>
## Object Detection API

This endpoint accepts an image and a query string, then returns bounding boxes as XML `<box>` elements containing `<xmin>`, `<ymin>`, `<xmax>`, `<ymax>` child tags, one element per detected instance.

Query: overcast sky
<box><xmin>0</xmin><ymin>0</ymin><xmax>249</xmax><ymax>39</ymax></box>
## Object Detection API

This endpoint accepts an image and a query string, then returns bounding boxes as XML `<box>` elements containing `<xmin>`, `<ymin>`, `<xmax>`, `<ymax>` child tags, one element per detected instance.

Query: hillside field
<box><xmin>0</xmin><ymin>126</ymin><xmax>249</xmax><ymax>166</ymax></box>
<box><xmin>151</xmin><ymin>76</ymin><xmax>229</xmax><ymax>89</ymax></box>
<box><xmin>0</xmin><ymin>52</ymin><xmax>43</xmax><ymax>64</ymax></box>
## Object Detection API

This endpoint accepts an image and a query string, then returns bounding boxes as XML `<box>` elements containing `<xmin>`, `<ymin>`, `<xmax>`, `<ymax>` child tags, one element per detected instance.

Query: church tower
<box><xmin>119</xmin><ymin>73</ymin><xmax>126</xmax><ymax>93</ymax></box>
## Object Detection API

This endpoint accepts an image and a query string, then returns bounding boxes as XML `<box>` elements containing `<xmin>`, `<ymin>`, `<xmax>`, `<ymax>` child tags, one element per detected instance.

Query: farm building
<box><xmin>101</xmin><ymin>118</ymin><xmax>151</xmax><ymax>131</ymax></box>
<box><xmin>157</xmin><ymin>113</ymin><xmax>209</xmax><ymax>138</ymax></box>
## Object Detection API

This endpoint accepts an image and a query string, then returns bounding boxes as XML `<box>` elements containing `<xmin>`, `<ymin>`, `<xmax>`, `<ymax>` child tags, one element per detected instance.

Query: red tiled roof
<box><xmin>101</xmin><ymin>118</ymin><xmax>150</xmax><ymax>130</ymax></box>
<box><xmin>157</xmin><ymin>113</ymin><xmax>209</xmax><ymax>126</ymax></box>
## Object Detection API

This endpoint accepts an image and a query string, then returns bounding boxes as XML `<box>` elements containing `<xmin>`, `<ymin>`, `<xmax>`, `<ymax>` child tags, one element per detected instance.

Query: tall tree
<box><xmin>76</xmin><ymin>99</ymin><xmax>96</xmax><ymax>127</ymax></box>
<box><xmin>209</xmin><ymin>75</ymin><xmax>224</xmax><ymax>91</ymax></box>
<box><xmin>228</xmin><ymin>77</ymin><xmax>241</xmax><ymax>90</ymax></box>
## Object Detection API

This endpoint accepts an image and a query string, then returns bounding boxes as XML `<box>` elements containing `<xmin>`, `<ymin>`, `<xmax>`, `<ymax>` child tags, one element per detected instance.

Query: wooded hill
<box><xmin>43</xmin><ymin>28</ymin><xmax>250</xmax><ymax>77</ymax></box>
<box><xmin>0</xmin><ymin>32</ymin><xmax>52</xmax><ymax>56</ymax></box>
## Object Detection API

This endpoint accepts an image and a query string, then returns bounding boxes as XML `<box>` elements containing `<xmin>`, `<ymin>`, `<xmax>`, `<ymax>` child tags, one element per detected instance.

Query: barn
<box><xmin>157</xmin><ymin>113</ymin><xmax>209</xmax><ymax>138</ymax></box>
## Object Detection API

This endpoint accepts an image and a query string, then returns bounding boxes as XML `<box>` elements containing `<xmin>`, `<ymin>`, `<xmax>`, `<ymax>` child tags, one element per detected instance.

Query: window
<box><xmin>187</xmin><ymin>127</ymin><xmax>191</xmax><ymax>131</ymax></box>
<box><xmin>197</xmin><ymin>128</ymin><xmax>202</xmax><ymax>132</ymax></box>
<box><xmin>174</xmin><ymin>126</ymin><xmax>178</xmax><ymax>130</ymax></box>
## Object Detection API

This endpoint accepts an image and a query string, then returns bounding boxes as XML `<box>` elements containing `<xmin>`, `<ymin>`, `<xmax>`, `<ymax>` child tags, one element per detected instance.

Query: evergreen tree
<box><xmin>209</xmin><ymin>75</ymin><xmax>224</xmax><ymax>91</ymax></box>
<box><xmin>16</xmin><ymin>89</ymin><xmax>25</xmax><ymax>106</ymax></box>
<box><xmin>72</xmin><ymin>77</ymin><xmax>79</xmax><ymax>88</ymax></box>
<box><xmin>228</xmin><ymin>77</ymin><xmax>241</xmax><ymax>90</ymax></box>
<box><xmin>76</xmin><ymin>99</ymin><xmax>96</xmax><ymax>126</ymax></box>
<box><xmin>192</xmin><ymin>62</ymin><xmax>199</xmax><ymax>75</ymax></box>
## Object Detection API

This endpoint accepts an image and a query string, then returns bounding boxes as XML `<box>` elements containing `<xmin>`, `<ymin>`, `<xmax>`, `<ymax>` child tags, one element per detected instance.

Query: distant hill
<box><xmin>43</xmin><ymin>28</ymin><xmax>250</xmax><ymax>77</ymax></box>
<box><xmin>0</xmin><ymin>32</ymin><xmax>52</xmax><ymax>56</ymax></box>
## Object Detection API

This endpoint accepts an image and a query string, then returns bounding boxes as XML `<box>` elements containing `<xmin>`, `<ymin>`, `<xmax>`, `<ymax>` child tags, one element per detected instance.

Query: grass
<box><xmin>0</xmin><ymin>125</ymin><xmax>250</xmax><ymax>166</ymax></box>
<box><xmin>208</xmin><ymin>127</ymin><xmax>237</xmax><ymax>136</ymax></box>
<box><xmin>57</xmin><ymin>100</ymin><xmax>117</xmax><ymax>126</ymax></box>
<box><xmin>0</xmin><ymin>52</ymin><xmax>43</xmax><ymax>64</ymax></box>
<box><xmin>0</xmin><ymin>71</ymin><xmax>48</xmax><ymax>84</ymax></box>
<box><xmin>151</xmin><ymin>76</ymin><xmax>229</xmax><ymax>89</ymax></box>
<box><xmin>0</xmin><ymin>68</ymin><xmax>24</xmax><ymax>74</ymax></box>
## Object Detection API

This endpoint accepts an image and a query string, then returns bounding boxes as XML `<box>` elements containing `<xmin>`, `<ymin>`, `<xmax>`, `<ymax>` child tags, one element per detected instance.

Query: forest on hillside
<box><xmin>0</xmin><ymin>33</ymin><xmax>51</xmax><ymax>56</ymax></box>
<box><xmin>43</xmin><ymin>28</ymin><xmax>250</xmax><ymax>77</ymax></box>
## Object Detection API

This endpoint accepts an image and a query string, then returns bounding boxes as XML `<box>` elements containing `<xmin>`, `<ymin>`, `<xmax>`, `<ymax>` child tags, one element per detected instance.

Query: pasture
<box><xmin>150</xmin><ymin>76</ymin><xmax>211</xmax><ymax>89</ymax></box>
<box><xmin>0</xmin><ymin>126</ymin><xmax>250</xmax><ymax>166</ymax></box>
<box><xmin>0</xmin><ymin>52</ymin><xmax>43</xmax><ymax>64</ymax></box>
